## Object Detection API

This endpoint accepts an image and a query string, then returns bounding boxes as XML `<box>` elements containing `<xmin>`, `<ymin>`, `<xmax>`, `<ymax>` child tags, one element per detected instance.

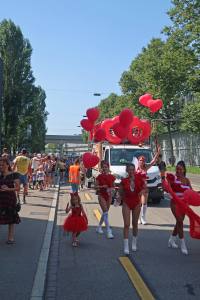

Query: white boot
<box><xmin>168</xmin><ymin>235</ymin><xmax>178</xmax><ymax>248</ymax></box>
<box><xmin>124</xmin><ymin>239</ymin><xmax>129</xmax><ymax>255</ymax></box>
<box><xmin>132</xmin><ymin>236</ymin><xmax>137</xmax><ymax>251</ymax></box>
<box><xmin>141</xmin><ymin>204</ymin><xmax>147</xmax><ymax>225</ymax></box>
<box><xmin>107</xmin><ymin>228</ymin><xmax>114</xmax><ymax>239</ymax></box>
<box><xmin>180</xmin><ymin>238</ymin><xmax>188</xmax><ymax>255</ymax></box>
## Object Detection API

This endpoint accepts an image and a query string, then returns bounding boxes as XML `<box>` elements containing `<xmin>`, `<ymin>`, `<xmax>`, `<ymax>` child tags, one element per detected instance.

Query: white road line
<box><xmin>30</xmin><ymin>185</ymin><xmax>59</xmax><ymax>300</ymax></box>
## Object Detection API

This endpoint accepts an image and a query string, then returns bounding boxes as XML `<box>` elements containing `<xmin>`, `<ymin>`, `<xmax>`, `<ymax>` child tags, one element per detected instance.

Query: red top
<box><xmin>96</xmin><ymin>173</ymin><xmax>116</xmax><ymax>201</ymax></box>
<box><xmin>121</xmin><ymin>174</ymin><xmax>145</xmax><ymax>209</ymax></box>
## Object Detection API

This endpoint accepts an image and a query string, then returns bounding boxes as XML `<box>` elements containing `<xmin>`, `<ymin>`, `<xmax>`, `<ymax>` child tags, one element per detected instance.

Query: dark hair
<box><xmin>176</xmin><ymin>160</ymin><xmax>186</xmax><ymax>176</ymax></box>
<box><xmin>126</xmin><ymin>163</ymin><xmax>135</xmax><ymax>172</ymax></box>
<box><xmin>74</xmin><ymin>158</ymin><xmax>80</xmax><ymax>165</ymax></box>
<box><xmin>0</xmin><ymin>157</ymin><xmax>12</xmax><ymax>171</ymax></box>
<box><xmin>70</xmin><ymin>193</ymin><xmax>81</xmax><ymax>206</ymax></box>
<box><xmin>100</xmin><ymin>160</ymin><xmax>109</xmax><ymax>168</ymax></box>
<box><xmin>21</xmin><ymin>148</ymin><xmax>27</xmax><ymax>155</ymax></box>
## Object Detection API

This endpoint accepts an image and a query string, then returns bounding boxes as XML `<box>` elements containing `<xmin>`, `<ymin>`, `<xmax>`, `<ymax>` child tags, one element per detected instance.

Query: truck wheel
<box><xmin>152</xmin><ymin>197</ymin><xmax>161</xmax><ymax>204</ymax></box>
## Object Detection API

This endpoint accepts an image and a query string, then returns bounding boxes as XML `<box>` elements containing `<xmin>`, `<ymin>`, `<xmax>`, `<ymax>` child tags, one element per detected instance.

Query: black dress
<box><xmin>0</xmin><ymin>172</ymin><xmax>21</xmax><ymax>225</ymax></box>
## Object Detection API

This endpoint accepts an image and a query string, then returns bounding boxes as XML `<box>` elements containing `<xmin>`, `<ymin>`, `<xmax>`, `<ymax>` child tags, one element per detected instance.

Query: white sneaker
<box><xmin>168</xmin><ymin>236</ymin><xmax>178</xmax><ymax>249</ymax></box>
<box><xmin>132</xmin><ymin>236</ymin><xmax>137</xmax><ymax>251</ymax></box>
<box><xmin>96</xmin><ymin>226</ymin><xmax>104</xmax><ymax>234</ymax></box>
<box><xmin>180</xmin><ymin>239</ymin><xmax>188</xmax><ymax>255</ymax></box>
<box><xmin>107</xmin><ymin>229</ymin><xmax>114</xmax><ymax>239</ymax></box>
<box><xmin>141</xmin><ymin>216</ymin><xmax>147</xmax><ymax>225</ymax></box>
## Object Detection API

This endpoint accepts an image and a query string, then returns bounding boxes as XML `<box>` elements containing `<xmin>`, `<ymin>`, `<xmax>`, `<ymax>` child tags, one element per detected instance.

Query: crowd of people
<box><xmin>0</xmin><ymin>146</ymin><xmax>197</xmax><ymax>256</ymax></box>
<box><xmin>0</xmin><ymin>147</ymin><xmax>78</xmax><ymax>243</ymax></box>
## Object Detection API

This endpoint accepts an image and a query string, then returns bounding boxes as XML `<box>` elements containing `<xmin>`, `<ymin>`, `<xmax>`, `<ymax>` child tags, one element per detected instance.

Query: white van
<box><xmin>93</xmin><ymin>143</ymin><xmax>163</xmax><ymax>204</ymax></box>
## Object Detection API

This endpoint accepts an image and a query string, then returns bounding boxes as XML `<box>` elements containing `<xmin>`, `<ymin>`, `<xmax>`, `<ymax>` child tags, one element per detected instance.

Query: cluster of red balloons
<box><xmin>139</xmin><ymin>93</ymin><xmax>163</xmax><ymax>113</ymax></box>
<box><xmin>91</xmin><ymin>109</ymin><xmax>151</xmax><ymax>145</ymax></box>
<box><xmin>80</xmin><ymin>107</ymin><xmax>100</xmax><ymax>132</ymax></box>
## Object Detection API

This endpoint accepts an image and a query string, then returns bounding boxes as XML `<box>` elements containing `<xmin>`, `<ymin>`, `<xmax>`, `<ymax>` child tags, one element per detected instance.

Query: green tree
<box><xmin>163</xmin><ymin>0</ymin><xmax>200</xmax><ymax>91</ymax></box>
<box><xmin>0</xmin><ymin>19</ymin><xmax>47</xmax><ymax>152</ymax></box>
<box><xmin>180</xmin><ymin>97</ymin><xmax>200</xmax><ymax>133</ymax></box>
<box><xmin>119</xmin><ymin>38</ymin><xmax>197</xmax><ymax>156</ymax></box>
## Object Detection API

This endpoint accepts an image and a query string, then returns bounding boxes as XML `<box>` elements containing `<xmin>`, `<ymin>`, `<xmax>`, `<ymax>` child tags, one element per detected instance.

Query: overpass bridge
<box><xmin>45</xmin><ymin>134</ymin><xmax>89</xmax><ymax>156</ymax></box>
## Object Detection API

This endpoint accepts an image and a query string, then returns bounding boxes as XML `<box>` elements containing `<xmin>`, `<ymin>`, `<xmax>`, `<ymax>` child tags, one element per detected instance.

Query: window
<box><xmin>110</xmin><ymin>148</ymin><xmax>153</xmax><ymax>166</ymax></box>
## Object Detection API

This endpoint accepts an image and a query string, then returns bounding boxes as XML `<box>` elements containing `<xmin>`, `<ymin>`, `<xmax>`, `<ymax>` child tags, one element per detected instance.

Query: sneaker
<box><xmin>168</xmin><ymin>236</ymin><xmax>178</xmax><ymax>249</ymax></box>
<box><xmin>107</xmin><ymin>230</ymin><xmax>114</xmax><ymax>239</ymax></box>
<box><xmin>96</xmin><ymin>227</ymin><xmax>104</xmax><ymax>234</ymax></box>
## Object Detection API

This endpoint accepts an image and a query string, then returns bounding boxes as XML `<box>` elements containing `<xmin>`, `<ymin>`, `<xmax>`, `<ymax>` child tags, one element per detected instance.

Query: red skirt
<box><xmin>63</xmin><ymin>214</ymin><xmax>88</xmax><ymax>233</ymax></box>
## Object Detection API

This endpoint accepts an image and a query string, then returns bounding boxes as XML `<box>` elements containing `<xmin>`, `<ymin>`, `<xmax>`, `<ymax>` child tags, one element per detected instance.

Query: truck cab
<box><xmin>97</xmin><ymin>144</ymin><xmax>163</xmax><ymax>204</ymax></box>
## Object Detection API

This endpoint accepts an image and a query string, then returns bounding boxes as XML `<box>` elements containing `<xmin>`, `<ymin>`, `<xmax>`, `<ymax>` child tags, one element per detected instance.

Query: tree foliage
<box><xmin>0</xmin><ymin>19</ymin><xmax>48</xmax><ymax>152</ymax></box>
<box><xmin>181</xmin><ymin>96</ymin><xmax>200</xmax><ymax>133</ymax></box>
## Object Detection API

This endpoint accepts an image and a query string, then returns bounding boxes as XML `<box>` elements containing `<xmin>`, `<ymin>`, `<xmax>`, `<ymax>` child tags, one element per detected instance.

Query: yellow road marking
<box><xmin>84</xmin><ymin>192</ymin><xmax>92</xmax><ymax>201</ymax></box>
<box><xmin>119</xmin><ymin>257</ymin><xmax>155</xmax><ymax>300</ymax></box>
<box><xmin>93</xmin><ymin>209</ymin><xmax>105</xmax><ymax>226</ymax></box>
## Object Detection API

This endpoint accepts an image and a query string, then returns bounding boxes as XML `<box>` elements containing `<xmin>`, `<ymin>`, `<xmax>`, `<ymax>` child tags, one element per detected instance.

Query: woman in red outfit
<box><xmin>63</xmin><ymin>192</ymin><xmax>88</xmax><ymax>247</ymax></box>
<box><xmin>167</xmin><ymin>161</ymin><xmax>192</xmax><ymax>255</ymax></box>
<box><xmin>136</xmin><ymin>146</ymin><xmax>161</xmax><ymax>225</ymax></box>
<box><xmin>119</xmin><ymin>163</ymin><xmax>146</xmax><ymax>255</ymax></box>
<box><xmin>95</xmin><ymin>161</ymin><xmax>116</xmax><ymax>239</ymax></box>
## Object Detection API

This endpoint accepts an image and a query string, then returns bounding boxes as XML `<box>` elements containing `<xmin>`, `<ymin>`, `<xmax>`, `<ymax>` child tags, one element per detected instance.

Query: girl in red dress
<box><xmin>63</xmin><ymin>192</ymin><xmax>88</xmax><ymax>247</ymax></box>
<box><xmin>95</xmin><ymin>161</ymin><xmax>116</xmax><ymax>238</ymax></box>
<box><xmin>136</xmin><ymin>146</ymin><xmax>161</xmax><ymax>225</ymax></box>
<box><xmin>166</xmin><ymin>161</ymin><xmax>192</xmax><ymax>255</ymax></box>
<box><xmin>119</xmin><ymin>163</ymin><xmax>146</xmax><ymax>255</ymax></box>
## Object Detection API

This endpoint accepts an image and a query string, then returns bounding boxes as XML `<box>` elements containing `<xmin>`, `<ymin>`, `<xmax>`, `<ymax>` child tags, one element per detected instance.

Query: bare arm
<box><xmin>146</xmin><ymin>145</ymin><xmax>161</xmax><ymax>171</ymax></box>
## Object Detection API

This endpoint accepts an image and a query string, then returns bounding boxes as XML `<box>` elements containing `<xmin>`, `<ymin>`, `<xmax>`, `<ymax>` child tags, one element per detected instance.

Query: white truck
<box><xmin>92</xmin><ymin>143</ymin><xmax>164</xmax><ymax>204</ymax></box>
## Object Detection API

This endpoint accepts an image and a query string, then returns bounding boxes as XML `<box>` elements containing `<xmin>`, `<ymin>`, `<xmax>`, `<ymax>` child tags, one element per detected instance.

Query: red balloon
<box><xmin>147</xmin><ymin>99</ymin><xmax>163</xmax><ymax>113</ymax></box>
<box><xmin>119</xmin><ymin>109</ymin><xmax>133</xmax><ymax>127</ymax></box>
<box><xmin>80</xmin><ymin>119</ymin><xmax>94</xmax><ymax>131</ymax></box>
<box><xmin>112</xmin><ymin>122</ymin><xmax>129</xmax><ymax>139</ymax></box>
<box><xmin>86</xmin><ymin>107</ymin><xmax>100</xmax><ymax>123</ymax></box>
<box><xmin>139</xmin><ymin>120</ymin><xmax>151</xmax><ymax>141</ymax></box>
<box><xmin>127</xmin><ymin>129</ymin><xmax>143</xmax><ymax>145</ymax></box>
<box><xmin>131</xmin><ymin>116</ymin><xmax>141</xmax><ymax>127</ymax></box>
<box><xmin>101</xmin><ymin>118</ymin><xmax>121</xmax><ymax>144</ymax></box>
<box><xmin>94</xmin><ymin>128</ymin><xmax>106</xmax><ymax>142</ymax></box>
<box><xmin>139</xmin><ymin>94</ymin><xmax>152</xmax><ymax>107</ymax></box>
<box><xmin>82</xmin><ymin>152</ymin><xmax>100</xmax><ymax>168</ymax></box>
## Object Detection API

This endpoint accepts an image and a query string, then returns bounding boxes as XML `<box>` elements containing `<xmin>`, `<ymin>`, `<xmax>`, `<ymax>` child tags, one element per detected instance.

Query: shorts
<box><xmin>19</xmin><ymin>174</ymin><xmax>28</xmax><ymax>186</ymax></box>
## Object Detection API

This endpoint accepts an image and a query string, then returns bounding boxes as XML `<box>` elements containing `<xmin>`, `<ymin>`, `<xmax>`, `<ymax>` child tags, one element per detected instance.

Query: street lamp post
<box><xmin>0</xmin><ymin>57</ymin><xmax>3</xmax><ymax>153</ymax></box>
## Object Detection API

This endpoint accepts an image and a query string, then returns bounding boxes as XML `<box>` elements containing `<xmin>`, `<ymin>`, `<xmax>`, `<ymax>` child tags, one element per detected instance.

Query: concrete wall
<box><xmin>156</xmin><ymin>132</ymin><xmax>200</xmax><ymax>166</ymax></box>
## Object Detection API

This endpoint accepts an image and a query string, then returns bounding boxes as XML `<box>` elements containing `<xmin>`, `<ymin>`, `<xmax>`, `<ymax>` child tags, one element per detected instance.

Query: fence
<box><xmin>153</xmin><ymin>132</ymin><xmax>200</xmax><ymax>166</ymax></box>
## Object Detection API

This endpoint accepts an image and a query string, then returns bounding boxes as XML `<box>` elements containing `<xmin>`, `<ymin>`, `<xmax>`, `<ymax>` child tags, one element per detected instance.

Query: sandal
<box><xmin>6</xmin><ymin>240</ymin><xmax>15</xmax><ymax>245</ymax></box>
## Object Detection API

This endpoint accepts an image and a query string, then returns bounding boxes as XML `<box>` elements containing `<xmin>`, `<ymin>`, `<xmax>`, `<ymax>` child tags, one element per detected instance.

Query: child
<box><xmin>63</xmin><ymin>192</ymin><xmax>88</xmax><ymax>247</ymax></box>
<box><xmin>31</xmin><ymin>171</ymin><xmax>37</xmax><ymax>190</ymax></box>
<box><xmin>36</xmin><ymin>165</ymin><xmax>45</xmax><ymax>191</ymax></box>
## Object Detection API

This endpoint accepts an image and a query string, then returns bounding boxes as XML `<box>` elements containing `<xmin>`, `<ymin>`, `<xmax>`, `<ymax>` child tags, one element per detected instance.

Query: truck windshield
<box><xmin>110</xmin><ymin>148</ymin><xmax>153</xmax><ymax>166</ymax></box>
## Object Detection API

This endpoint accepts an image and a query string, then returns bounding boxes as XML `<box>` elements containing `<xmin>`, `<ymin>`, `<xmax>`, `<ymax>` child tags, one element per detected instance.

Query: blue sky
<box><xmin>0</xmin><ymin>0</ymin><xmax>172</xmax><ymax>135</ymax></box>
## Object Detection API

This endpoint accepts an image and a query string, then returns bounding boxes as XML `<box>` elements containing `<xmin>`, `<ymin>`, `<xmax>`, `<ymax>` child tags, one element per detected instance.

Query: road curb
<box><xmin>30</xmin><ymin>185</ymin><xmax>60</xmax><ymax>300</ymax></box>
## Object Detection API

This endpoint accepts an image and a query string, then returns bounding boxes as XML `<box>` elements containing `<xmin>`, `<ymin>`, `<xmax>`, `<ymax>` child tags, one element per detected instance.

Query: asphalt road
<box><xmin>45</xmin><ymin>178</ymin><xmax>200</xmax><ymax>300</ymax></box>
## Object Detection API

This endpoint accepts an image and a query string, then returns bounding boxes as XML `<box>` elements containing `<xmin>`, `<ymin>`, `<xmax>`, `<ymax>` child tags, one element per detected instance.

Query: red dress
<box><xmin>121</xmin><ymin>174</ymin><xmax>145</xmax><ymax>209</ymax></box>
<box><xmin>96</xmin><ymin>173</ymin><xmax>116</xmax><ymax>201</ymax></box>
<box><xmin>63</xmin><ymin>206</ymin><xmax>88</xmax><ymax>233</ymax></box>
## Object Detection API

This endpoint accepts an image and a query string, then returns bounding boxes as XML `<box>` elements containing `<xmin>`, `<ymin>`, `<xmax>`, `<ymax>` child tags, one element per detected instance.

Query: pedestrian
<box><xmin>63</xmin><ymin>192</ymin><xmax>88</xmax><ymax>247</ymax></box>
<box><xmin>136</xmin><ymin>146</ymin><xmax>161</xmax><ymax>225</ymax></box>
<box><xmin>68</xmin><ymin>158</ymin><xmax>80</xmax><ymax>193</ymax></box>
<box><xmin>12</xmin><ymin>148</ymin><xmax>32</xmax><ymax>204</ymax></box>
<box><xmin>95</xmin><ymin>160</ymin><xmax>116</xmax><ymax>239</ymax></box>
<box><xmin>166</xmin><ymin>160</ymin><xmax>192</xmax><ymax>255</ymax></box>
<box><xmin>0</xmin><ymin>157</ymin><xmax>21</xmax><ymax>244</ymax></box>
<box><xmin>119</xmin><ymin>163</ymin><xmax>146</xmax><ymax>255</ymax></box>
<box><xmin>36</xmin><ymin>165</ymin><xmax>45</xmax><ymax>191</ymax></box>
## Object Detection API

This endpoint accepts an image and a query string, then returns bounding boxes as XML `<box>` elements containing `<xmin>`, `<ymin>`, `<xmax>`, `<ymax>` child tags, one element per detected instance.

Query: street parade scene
<box><xmin>0</xmin><ymin>1</ymin><xmax>200</xmax><ymax>300</ymax></box>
